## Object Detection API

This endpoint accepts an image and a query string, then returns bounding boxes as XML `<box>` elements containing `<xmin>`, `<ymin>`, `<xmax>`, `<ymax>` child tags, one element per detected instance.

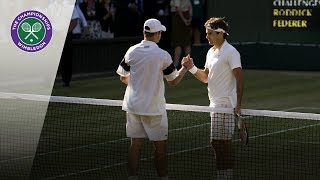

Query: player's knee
<box><xmin>154</xmin><ymin>147</ymin><xmax>166</xmax><ymax>155</ymax></box>
<box><xmin>154</xmin><ymin>147</ymin><xmax>167</xmax><ymax>159</ymax></box>
<box><xmin>130</xmin><ymin>144</ymin><xmax>142</xmax><ymax>151</ymax></box>
<box><xmin>211</xmin><ymin>140</ymin><xmax>234</xmax><ymax>169</ymax></box>
<box><xmin>210</xmin><ymin>139</ymin><xmax>224</xmax><ymax>149</ymax></box>
<box><xmin>130</xmin><ymin>141</ymin><xmax>144</xmax><ymax>151</ymax></box>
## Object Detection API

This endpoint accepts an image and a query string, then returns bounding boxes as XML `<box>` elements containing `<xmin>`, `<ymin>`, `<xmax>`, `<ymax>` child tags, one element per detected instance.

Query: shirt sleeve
<box><xmin>76</xmin><ymin>5</ymin><xmax>88</xmax><ymax>27</ymax></box>
<box><xmin>71</xmin><ymin>7</ymin><xmax>80</xmax><ymax>20</ymax></box>
<box><xmin>228</xmin><ymin>50</ymin><xmax>242</xmax><ymax>70</ymax></box>
<box><xmin>116</xmin><ymin>57</ymin><xmax>130</xmax><ymax>77</ymax></box>
<box><xmin>204</xmin><ymin>50</ymin><xmax>210</xmax><ymax>69</ymax></box>
<box><xmin>162</xmin><ymin>52</ymin><xmax>178</xmax><ymax>81</ymax></box>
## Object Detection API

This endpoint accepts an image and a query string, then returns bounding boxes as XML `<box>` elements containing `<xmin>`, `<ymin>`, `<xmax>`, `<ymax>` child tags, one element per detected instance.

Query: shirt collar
<box><xmin>219</xmin><ymin>40</ymin><xmax>228</xmax><ymax>52</ymax></box>
<box><xmin>141</xmin><ymin>40</ymin><xmax>158</xmax><ymax>48</ymax></box>
<box><xmin>213</xmin><ymin>40</ymin><xmax>228</xmax><ymax>51</ymax></box>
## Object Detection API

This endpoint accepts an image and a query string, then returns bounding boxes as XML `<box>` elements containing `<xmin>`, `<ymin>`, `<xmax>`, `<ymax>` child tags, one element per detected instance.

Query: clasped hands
<box><xmin>181</xmin><ymin>54</ymin><xmax>195</xmax><ymax>71</ymax></box>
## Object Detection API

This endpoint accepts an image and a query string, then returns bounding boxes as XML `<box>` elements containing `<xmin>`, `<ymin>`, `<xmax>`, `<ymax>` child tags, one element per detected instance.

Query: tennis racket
<box><xmin>236</xmin><ymin>115</ymin><xmax>249</xmax><ymax>145</ymax></box>
<box><xmin>22</xmin><ymin>22</ymin><xmax>42</xmax><ymax>40</ymax></box>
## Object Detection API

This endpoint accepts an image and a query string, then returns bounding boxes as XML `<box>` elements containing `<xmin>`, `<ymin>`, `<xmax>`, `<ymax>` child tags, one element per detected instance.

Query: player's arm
<box><xmin>69</xmin><ymin>8</ymin><xmax>79</xmax><ymax>33</ymax></box>
<box><xmin>120</xmin><ymin>76</ymin><xmax>130</xmax><ymax>85</ymax></box>
<box><xmin>69</xmin><ymin>19</ymin><xmax>77</xmax><ymax>33</ymax></box>
<box><xmin>116</xmin><ymin>58</ymin><xmax>130</xmax><ymax>85</ymax></box>
<box><xmin>233</xmin><ymin>67</ymin><xmax>244</xmax><ymax>116</ymax></box>
<box><xmin>192</xmin><ymin>68</ymin><xmax>209</xmax><ymax>83</ymax></box>
<box><xmin>164</xmin><ymin>62</ymin><xmax>188</xmax><ymax>86</ymax></box>
<box><xmin>182</xmin><ymin>57</ymin><xmax>209</xmax><ymax>83</ymax></box>
<box><xmin>167</xmin><ymin>66</ymin><xmax>188</xmax><ymax>86</ymax></box>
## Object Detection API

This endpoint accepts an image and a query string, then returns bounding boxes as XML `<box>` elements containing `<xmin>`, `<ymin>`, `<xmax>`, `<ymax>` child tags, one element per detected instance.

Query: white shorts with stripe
<box><xmin>126</xmin><ymin>112</ymin><xmax>168</xmax><ymax>141</ymax></box>
<box><xmin>210</xmin><ymin>104</ymin><xmax>235</xmax><ymax>140</ymax></box>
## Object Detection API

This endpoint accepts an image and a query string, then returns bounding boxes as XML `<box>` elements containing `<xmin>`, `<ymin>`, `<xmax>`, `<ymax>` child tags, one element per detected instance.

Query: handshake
<box><xmin>181</xmin><ymin>54</ymin><xmax>198</xmax><ymax>74</ymax></box>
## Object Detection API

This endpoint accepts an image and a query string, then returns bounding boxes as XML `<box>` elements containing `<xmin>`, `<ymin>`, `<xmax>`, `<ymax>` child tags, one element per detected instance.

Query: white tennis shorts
<box><xmin>210</xmin><ymin>104</ymin><xmax>235</xmax><ymax>140</ymax></box>
<box><xmin>126</xmin><ymin>112</ymin><xmax>168</xmax><ymax>141</ymax></box>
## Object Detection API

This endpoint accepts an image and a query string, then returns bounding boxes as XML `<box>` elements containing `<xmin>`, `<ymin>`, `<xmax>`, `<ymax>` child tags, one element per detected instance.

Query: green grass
<box><xmin>52</xmin><ymin>70</ymin><xmax>320</xmax><ymax>113</ymax></box>
<box><xmin>13</xmin><ymin>70</ymin><xmax>318</xmax><ymax>179</ymax></box>
<box><xmin>26</xmin><ymin>104</ymin><xmax>320</xmax><ymax>179</ymax></box>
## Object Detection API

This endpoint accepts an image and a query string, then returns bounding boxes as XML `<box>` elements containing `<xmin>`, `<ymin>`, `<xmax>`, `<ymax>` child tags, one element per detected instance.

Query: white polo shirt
<box><xmin>71</xmin><ymin>5</ymin><xmax>80</xmax><ymax>21</ymax></box>
<box><xmin>204</xmin><ymin>40</ymin><xmax>241</xmax><ymax>108</ymax></box>
<box><xmin>73</xmin><ymin>4</ymin><xmax>87</xmax><ymax>34</ymax></box>
<box><xmin>116</xmin><ymin>40</ymin><xmax>178</xmax><ymax>115</ymax></box>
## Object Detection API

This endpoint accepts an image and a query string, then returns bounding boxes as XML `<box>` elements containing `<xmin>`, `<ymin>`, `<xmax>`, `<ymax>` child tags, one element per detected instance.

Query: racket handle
<box><xmin>236</xmin><ymin>115</ymin><xmax>243</xmax><ymax>129</ymax></box>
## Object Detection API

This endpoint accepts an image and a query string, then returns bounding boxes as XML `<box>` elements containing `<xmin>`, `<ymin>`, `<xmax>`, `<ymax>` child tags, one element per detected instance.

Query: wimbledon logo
<box><xmin>11</xmin><ymin>10</ymin><xmax>52</xmax><ymax>52</ymax></box>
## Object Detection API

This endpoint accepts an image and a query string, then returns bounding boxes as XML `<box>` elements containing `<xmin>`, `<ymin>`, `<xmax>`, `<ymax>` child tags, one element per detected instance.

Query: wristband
<box><xmin>189</xmin><ymin>66</ymin><xmax>198</xmax><ymax>74</ymax></box>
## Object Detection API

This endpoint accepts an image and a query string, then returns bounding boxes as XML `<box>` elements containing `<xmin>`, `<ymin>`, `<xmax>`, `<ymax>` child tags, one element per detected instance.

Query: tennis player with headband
<box><xmin>117</xmin><ymin>18</ymin><xmax>191</xmax><ymax>180</ymax></box>
<box><xmin>182</xmin><ymin>17</ymin><xmax>244</xmax><ymax>179</ymax></box>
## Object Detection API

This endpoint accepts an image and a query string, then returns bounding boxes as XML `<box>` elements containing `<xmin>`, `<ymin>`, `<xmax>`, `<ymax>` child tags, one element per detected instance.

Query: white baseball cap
<box><xmin>143</xmin><ymin>18</ymin><xmax>166</xmax><ymax>33</ymax></box>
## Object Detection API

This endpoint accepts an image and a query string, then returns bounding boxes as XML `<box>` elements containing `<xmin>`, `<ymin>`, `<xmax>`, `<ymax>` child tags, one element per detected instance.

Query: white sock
<box><xmin>217</xmin><ymin>169</ymin><xmax>233</xmax><ymax>180</ymax></box>
<box><xmin>128</xmin><ymin>176</ymin><xmax>138</xmax><ymax>180</ymax></box>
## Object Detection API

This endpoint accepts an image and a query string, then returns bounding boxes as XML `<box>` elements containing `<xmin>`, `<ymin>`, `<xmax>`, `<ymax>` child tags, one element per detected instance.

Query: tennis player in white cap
<box><xmin>117</xmin><ymin>18</ymin><xmax>191</xmax><ymax>180</ymax></box>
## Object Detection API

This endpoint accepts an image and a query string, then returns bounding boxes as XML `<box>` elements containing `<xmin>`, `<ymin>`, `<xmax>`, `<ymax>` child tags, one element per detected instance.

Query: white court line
<box><xmin>288</xmin><ymin>141</ymin><xmax>320</xmax><ymax>145</ymax></box>
<box><xmin>37</xmin><ymin>105</ymin><xmax>318</xmax><ymax>159</ymax></box>
<box><xmin>0</xmin><ymin>123</ymin><xmax>210</xmax><ymax>164</ymax></box>
<box><xmin>41</xmin><ymin>122</ymin><xmax>320</xmax><ymax>180</ymax></box>
<box><xmin>0</xmin><ymin>138</ymin><xmax>129</xmax><ymax>164</ymax></box>
<box><xmin>283</xmin><ymin>107</ymin><xmax>320</xmax><ymax>111</ymax></box>
<box><xmin>2</xmin><ymin>106</ymin><xmax>318</xmax><ymax>169</ymax></box>
<box><xmin>2</xmin><ymin>105</ymin><xmax>318</xmax><ymax>175</ymax></box>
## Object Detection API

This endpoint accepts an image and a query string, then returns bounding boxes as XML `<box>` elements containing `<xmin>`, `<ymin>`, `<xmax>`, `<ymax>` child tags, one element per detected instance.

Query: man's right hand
<box><xmin>181</xmin><ymin>54</ymin><xmax>194</xmax><ymax>70</ymax></box>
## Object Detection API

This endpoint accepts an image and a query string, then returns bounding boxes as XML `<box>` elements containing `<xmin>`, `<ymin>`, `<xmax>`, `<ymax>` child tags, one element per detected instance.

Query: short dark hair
<box><xmin>204</xmin><ymin>17</ymin><xmax>229</xmax><ymax>38</ymax></box>
<box><xmin>143</xmin><ymin>31</ymin><xmax>158</xmax><ymax>38</ymax></box>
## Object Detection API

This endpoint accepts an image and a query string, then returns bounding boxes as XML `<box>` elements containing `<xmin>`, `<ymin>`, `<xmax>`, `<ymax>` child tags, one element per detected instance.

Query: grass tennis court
<box><xmin>52</xmin><ymin>70</ymin><xmax>320</xmax><ymax>113</ymax></box>
<box><xmin>26</xmin><ymin>97</ymin><xmax>320</xmax><ymax>179</ymax></box>
<box><xmin>1</xmin><ymin>69</ymin><xmax>307</xmax><ymax>179</ymax></box>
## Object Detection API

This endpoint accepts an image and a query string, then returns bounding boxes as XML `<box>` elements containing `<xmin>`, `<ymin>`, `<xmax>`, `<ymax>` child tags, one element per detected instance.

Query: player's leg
<box><xmin>210</xmin><ymin>112</ymin><xmax>235</xmax><ymax>179</ymax></box>
<box><xmin>211</xmin><ymin>140</ymin><xmax>234</xmax><ymax>178</ymax></box>
<box><xmin>60</xmin><ymin>33</ymin><xmax>73</xmax><ymax>87</ymax></box>
<box><xmin>126</xmin><ymin>113</ymin><xmax>148</xmax><ymax>178</ymax></box>
<box><xmin>142</xmin><ymin>113</ymin><xmax>169</xmax><ymax>179</ymax></box>
<box><xmin>128</xmin><ymin>138</ymin><xmax>145</xmax><ymax>177</ymax></box>
<box><xmin>153</xmin><ymin>140</ymin><xmax>168</xmax><ymax>179</ymax></box>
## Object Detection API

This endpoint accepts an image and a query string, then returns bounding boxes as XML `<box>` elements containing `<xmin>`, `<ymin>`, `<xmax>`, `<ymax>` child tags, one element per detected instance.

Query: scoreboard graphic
<box><xmin>272</xmin><ymin>0</ymin><xmax>320</xmax><ymax>30</ymax></box>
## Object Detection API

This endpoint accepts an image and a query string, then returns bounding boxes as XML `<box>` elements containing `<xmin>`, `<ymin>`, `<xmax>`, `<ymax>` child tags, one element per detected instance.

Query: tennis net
<box><xmin>1</xmin><ymin>92</ymin><xmax>320</xmax><ymax>179</ymax></box>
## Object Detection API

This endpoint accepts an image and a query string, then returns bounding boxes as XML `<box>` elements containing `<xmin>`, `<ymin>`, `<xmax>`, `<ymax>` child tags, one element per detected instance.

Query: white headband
<box><xmin>206</xmin><ymin>26</ymin><xmax>229</xmax><ymax>36</ymax></box>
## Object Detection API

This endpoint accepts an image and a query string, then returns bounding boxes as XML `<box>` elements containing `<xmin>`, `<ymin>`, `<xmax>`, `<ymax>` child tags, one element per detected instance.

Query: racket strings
<box><xmin>21</xmin><ymin>23</ymin><xmax>31</xmax><ymax>32</ymax></box>
<box><xmin>237</xmin><ymin>116</ymin><xmax>249</xmax><ymax>145</ymax></box>
<box><xmin>21</xmin><ymin>22</ymin><xmax>42</xmax><ymax>40</ymax></box>
<box><xmin>32</xmin><ymin>23</ymin><xmax>42</xmax><ymax>32</ymax></box>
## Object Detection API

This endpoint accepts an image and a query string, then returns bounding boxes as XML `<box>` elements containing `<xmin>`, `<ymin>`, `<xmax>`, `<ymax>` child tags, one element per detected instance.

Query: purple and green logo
<box><xmin>11</xmin><ymin>10</ymin><xmax>52</xmax><ymax>52</ymax></box>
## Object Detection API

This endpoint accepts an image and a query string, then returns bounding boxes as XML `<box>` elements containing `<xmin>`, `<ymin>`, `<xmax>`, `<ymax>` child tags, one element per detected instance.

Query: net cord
<box><xmin>1</xmin><ymin>92</ymin><xmax>319</xmax><ymax>121</ymax></box>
